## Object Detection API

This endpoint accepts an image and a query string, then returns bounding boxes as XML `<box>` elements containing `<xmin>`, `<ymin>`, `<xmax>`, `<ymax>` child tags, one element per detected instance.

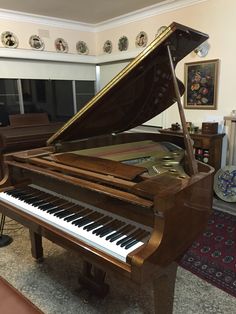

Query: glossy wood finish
<box><xmin>48</xmin><ymin>23</ymin><xmax>208</xmax><ymax>145</ymax></box>
<box><xmin>0</xmin><ymin>131</ymin><xmax>214</xmax><ymax>313</ymax></box>
<box><xmin>0</xmin><ymin>23</ymin><xmax>213</xmax><ymax>313</ymax></box>
<box><xmin>1</xmin><ymin>132</ymin><xmax>214</xmax><ymax>270</ymax></box>
<box><xmin>153</xmin><ymin>262</ymin><xmax>178</xmax><ymax>314</ymax></box>
<box><xmin>9</xmin><ymin>113</ymin><xmax>49</xmax><ymax>127</ymax></box>
<box><xmin>0</xmin><ymin>113</ymin><xmax>63</xmax><ymax>178</ymax></box>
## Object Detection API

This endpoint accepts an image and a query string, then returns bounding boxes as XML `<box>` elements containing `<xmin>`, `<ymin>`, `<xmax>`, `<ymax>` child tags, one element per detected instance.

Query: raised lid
<box><xmin>48</xmin><ymin>22</ymin><xmax>208</xmax><ymax>145</ymax></box>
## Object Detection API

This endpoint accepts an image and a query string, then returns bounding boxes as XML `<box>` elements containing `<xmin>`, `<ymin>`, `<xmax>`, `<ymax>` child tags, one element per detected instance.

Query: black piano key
<box><xmin>37</xmin><ymin>199</ymin><xmax>62</xmax><ymax>210</ymax></box>
<box><xmin>68</xmin><ymin>209</ymin><xmax>90</xmax><ymax>223</ymax></box>
<box><xmin>20</xmin><ymin>194</ymin><xmax>47</xmax><ymax>204</ymax></box>
<box><xmin>98</xmin><ymin>226</ymin><xmax>115</xmax><ymax>237</ymax></box>
<box><xmin>30</xmin><ymin>197</ymin><xmax>56</xmax><ymax>207</ymax></box>
<box><xmin>116</xmin><ymin>228</ymin><xmax>142</xmax><ymax>246</ymax></box>
<box><xmin>106</xmin><ymin>225</ymin><xmax>134</xmax><ymax>242</ymax></box>
<box><xmin>9</xmin><ymin>192</ymin><xmax>29</xmax><ymax>199</ymax></box>
<box><xmin>38</xmin><ymin>203</ymin><xmax>56</xmax><ymax>211</ymax></box>
<box><xmin>7</xmin><ymin>188</ymin><xmax>42</xmax><ymax>199</ymax></box>
<box><xmin>24</xmin><ymin>196</ymin><xmax>46</xmax><ymax>204</ymax></box>
<box><xmin>47</xmin><ymin>206</ymin><xmax>66</xmax><ymax>214</ymax></box>
<box><xmin>97</xmin><ymin>221</ymin><xmax>125</xmax><ymax>238</ymax></box>
<box><xmin>46</xmin><ymin>201</ymin><xmax>70</xmax><ymax>213</ymax></box>
<box><xmin>64</xmin><ymin>213</ymin><xmax>82</xmax><ymax>222</ymax></box>
<box><xmin>119</xmin><ymin>231</ymin><xmax>142</xmax><ymax>247</ymax></box>
<box><xmin>121</xmin><ymin>230</ymin><xmax>147</xmax><ymax>247</ymax></box>
<box><xmin>74</xmin><ymin>212</ymin><xmax>103</xmax><ymax>228</ymax></box>
<box><xmin>12</xmin><ymin>193</ymin><xmax>34</xmax><ymax>200</ymax></box>
<box><xmin>27</xmin><ymin>195</ymin><xmax>58</xmax><ymax>207</ymax></box>
<box><xmin>54</xmin><ymin>210</ymin><xmax>70</xmax><ymax>218</ymax></box>
<box><xmin>54</xmin><ymin>206</ymin><xmax>75</xmax><ymax>218</ymax></box>
<box><xmin>92</xmin><ymin>219</ymin><xmax>119</xmax><ymax>236</ymax></box>
<box><xmin>124</xmin><ymin>239</ymin><xmax>139</xmax><ymax>250</ymax></box>
<box><xmin>118</xmin><ymin>229</ymin><xmax>147</xmax><ymax>248</ymax></box>
<box><xmin>124</xmin><ymin>231</ymin><xmax>150</xmax><ymax>250</ymax></box>
<box><xmin>72</xmin><ymin>211</ymin><xmax>92</xmax><ymax>225</ymax></box>
<box><xmin>119</xmin><ymin>231</ymin><xmax>144</xmax><ymax>248</ymax></box>
<box><xmin>23</xmin><ymin>193</ymin><xmax>53</xmax><ymax>203</ymax></box>
<box><xmin>54</xmin><ymin>204</ymin><xmax>82</xmax><ymax>218</ymax></box>
<box><xmin>93</xmin><ymin>219</ymin><xmax>123</xmax><ymax>236</ymax></box>
<box><xmin>11</xmin><ymin>191</ymin><xmax>48</xmax><ymax>204</ymax></box>
<box><xmin>83</xmin><ymin>216</ymin><xmax>111</xmax><ymax>231</ymax></box>
<box><xmin>6</xmin><ymin>189</ymin><xmax>29</xmax><ymax>196</ymax></box>
<box><xmin>72</xmin><ymin>216</ymin><xmax>89</xmax><ymax>226</ymax></box>
<box><xmin>74</xmin><ymin>217</ymin><xmax>93</xmax><ymax>227</ymax></box>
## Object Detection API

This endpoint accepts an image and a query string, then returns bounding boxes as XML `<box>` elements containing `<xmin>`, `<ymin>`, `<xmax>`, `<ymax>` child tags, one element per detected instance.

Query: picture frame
<box><xmin>184</xmin><ymin>59</ymin><xmax>219</xmax><ymax>109</ymax></box>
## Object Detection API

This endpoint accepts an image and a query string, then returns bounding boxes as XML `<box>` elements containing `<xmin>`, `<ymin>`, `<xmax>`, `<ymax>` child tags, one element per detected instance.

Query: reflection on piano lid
<box><xmin>47</xmin><ymin>22</ymin><xmax>209</xmax><ymax>144</ymax></box>
<box><xmin>0</xmin><ymin>22</ymin><xmax>214</xmax><ymax>309</ymax></box>
<box><xmin>0</xmin><ymin>113</ymin><xmax>63</xmax><ymax>178</ymax></box>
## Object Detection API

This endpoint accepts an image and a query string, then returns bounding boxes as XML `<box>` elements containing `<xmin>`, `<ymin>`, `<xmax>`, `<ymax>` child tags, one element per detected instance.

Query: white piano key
<box><xmin>0</xmin><ymin>185</ymin><xmax>151</xmax><ymax>262</ymax></box>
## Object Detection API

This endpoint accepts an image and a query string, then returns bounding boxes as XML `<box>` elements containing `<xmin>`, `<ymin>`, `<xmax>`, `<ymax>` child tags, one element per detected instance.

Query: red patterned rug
<box><xmin>179</xmin><ymin>209</ymin><xmax>236</xmax><ymax>297</ymax></box>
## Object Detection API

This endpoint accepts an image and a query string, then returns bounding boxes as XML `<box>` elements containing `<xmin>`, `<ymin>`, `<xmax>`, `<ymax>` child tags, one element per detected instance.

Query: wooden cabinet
<box><xmin>159</xmin><ymin>129</ymin><xmax>225</xmax><ymax>171</ymax></box>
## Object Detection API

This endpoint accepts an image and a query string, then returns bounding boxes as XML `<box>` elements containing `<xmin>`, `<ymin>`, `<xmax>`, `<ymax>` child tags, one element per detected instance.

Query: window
<box><xmin>0</xmin><ymin>79</ymin><xmax>20</xmax><ymax>126</ymax></box>
<box><xmin>0</xmin><ymin>78</ymin><xmax>95</xmax><ymax>126</ymax></box>
<box><xmin>22</xmin><ymin>79</ymin><xmax>75</xmax><ymax>122</ymax></box>
<box><xmin>75</xmin><ymin>80</ymin><xmax>95</xmax><ymax>111</ymax></box>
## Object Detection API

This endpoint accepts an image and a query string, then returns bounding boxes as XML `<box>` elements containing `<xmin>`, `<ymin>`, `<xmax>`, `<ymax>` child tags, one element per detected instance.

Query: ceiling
<box><xmin>0</xmin><ymin>0</ymin><xmax>175</xmax><ymax>24</ymax></box>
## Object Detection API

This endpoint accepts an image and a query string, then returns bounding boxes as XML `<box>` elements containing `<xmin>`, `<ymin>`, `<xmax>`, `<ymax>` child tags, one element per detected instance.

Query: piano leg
<box><xmin>29</xmin><ymin>230</ymin><xmax>44</xmax><ymax>262</ymax></box>
<box><xmin>78</xmin><ymin>261</ymin><xmax>109</xmax><ymax>298</ymax></box>
<box><xmin>153</xmin><ymin>262</ymin><xmax>177</xmax><ymax>314</ymax></box>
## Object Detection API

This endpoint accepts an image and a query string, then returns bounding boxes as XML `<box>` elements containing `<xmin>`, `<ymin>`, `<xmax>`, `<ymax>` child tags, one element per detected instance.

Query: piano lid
<box><xmin>48</xmin><ymin>22</ymin><xmax>208</xmax><ymax>145</ymax></box>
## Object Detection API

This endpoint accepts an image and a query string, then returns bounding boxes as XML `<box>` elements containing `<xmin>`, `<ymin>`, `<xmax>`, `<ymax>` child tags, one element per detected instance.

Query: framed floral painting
<box><xmin>184</xmin><ymin>59</ymin><xmax>219</xmax><ymax>109</ymax></box>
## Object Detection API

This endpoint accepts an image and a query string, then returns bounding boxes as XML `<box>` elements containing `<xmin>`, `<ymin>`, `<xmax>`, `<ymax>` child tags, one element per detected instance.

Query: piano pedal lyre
<box><xmin>77</xmin><ymin>261</ymin><xmax>109</xmax><ymax>299</ymax></box>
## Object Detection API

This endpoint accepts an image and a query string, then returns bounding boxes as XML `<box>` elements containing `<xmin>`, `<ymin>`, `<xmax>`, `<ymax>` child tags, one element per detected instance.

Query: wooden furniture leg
<box><xmin>78</xmin><ymin>260</ymin><xmax>109</xmax><ymax>298</ymax></box>
<box><xmin>0</xmin><ymin>214</ymin><xmax>12</xmax><ymax>247</ymax></box>
<box><xmin>153</xmin><ymin>262</ymin><xmax>178</xmax><ymax>314</ymax></box>
<box><xmin>29</xmin><ymin>230</ymin><xmax>44</xmax><ymax>262</ymax></box>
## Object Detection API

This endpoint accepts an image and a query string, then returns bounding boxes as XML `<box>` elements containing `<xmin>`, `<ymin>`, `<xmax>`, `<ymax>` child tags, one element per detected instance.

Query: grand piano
<box><xmin>0</xmin><ymin>22</ymin><xmax>214</xmax><ymax>313</ymax></box>
<box><xmin>0</xmin><ymin>113</ymin><xmax>62</xmax><ymax>179</ymax></box>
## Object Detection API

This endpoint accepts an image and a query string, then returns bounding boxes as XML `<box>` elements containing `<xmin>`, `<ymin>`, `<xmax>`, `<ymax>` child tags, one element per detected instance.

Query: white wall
<box><xmin>0</xmin><ymin>59</ymin><xmax>96</xmax><ymax>80</ymax></box>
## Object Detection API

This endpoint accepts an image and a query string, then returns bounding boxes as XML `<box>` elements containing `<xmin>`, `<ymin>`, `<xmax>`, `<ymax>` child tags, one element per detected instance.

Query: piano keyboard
<box><xmin>0</xmin><ymin>185</ymin><xmax>151</xmax><ymax>262</ymax></box>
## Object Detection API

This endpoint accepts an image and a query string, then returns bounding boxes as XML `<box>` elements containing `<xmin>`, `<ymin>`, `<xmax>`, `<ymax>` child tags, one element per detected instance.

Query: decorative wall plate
<box><xmin>156</xmin><ymin>26</ymin><xmax>167</xmax><ymax>38</ymax></box>
<box><xmin>135</xmin><ymin>31</ymin><xmax>148</xmax><ymax>48</ymax></box>
<box><xmin>103</xmin><ymin>40</ymin><xmax>112</xmax><ymax>54</ymax></box>
<box><xmin>1</xmin><ymin>31</ymin><xmax>18</xmax><ymax>48</ymax></box>
<box><xmin>29</xmin><ymin>35</ymin><xmax>44</xmax><ymax>50</ymax></box>
<box><xmin>214</xmin><ymin>166</ymin><xmax>236</xmax><ymax>202</ymax></box>
<box><xmin>76</xmin><ymin>41</ymin><xmax>89</xmax><ymax>55</ymax></box>
<box><xmin>118</xmin><ymin>36</ymin><xmax>128</xmax><ymax>51</ymax></box>
<box><xmin>55</xmin><ymin>38</ymin><xmax>68</xmax><ymax>53</ymax></box>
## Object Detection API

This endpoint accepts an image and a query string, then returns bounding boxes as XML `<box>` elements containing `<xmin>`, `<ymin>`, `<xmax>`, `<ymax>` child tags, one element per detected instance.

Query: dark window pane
<box><xmin>53</xmin><ymin>80</ymin><xmax>74</xmax><ymax>122</ymax></box>
<box><xmin>22</xmin><ymin>79</ymin><xmax>52</xmax><ymax>115</ymax></box>
<box><xmin>22</xmin><ymin>79</ymin><xmax>74</xmax><ymax>122</ymax></box>
<box><xmin>0</xmin><ymin>79</ymin><xmax>20</xmax><ymax>126</ymax></box>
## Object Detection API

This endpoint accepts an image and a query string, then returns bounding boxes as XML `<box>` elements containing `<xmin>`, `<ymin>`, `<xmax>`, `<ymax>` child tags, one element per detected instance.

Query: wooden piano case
<box><xmin>0</xmin><ymin>113</ymin><xmax>62</xmax><ymax>178</ymax></box>
<box><xmin>0</xmin><ymin>23</ymin><xmax>214</xmax><ymax>313</ymax></box>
